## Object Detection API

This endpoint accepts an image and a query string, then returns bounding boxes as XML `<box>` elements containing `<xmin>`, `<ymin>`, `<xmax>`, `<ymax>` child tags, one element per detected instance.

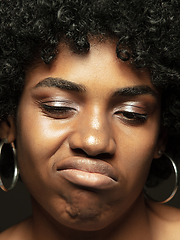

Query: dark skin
<box><xmin>0</xmin><ymin>40</ymin><xmax>180</xmax><ymax>240</ymax></box>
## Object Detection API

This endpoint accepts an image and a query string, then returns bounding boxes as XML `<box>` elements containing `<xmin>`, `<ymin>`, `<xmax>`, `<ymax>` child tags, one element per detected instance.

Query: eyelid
<box><xmin>39</xmin><ymin>99</ymin><xmax>79</xmax><ymax>109</ymax></box>
<box><xmin>113</xmin><ymin>102</ymin><xmax>147</xmax><ymax>114</ymax></box>
<box><xmin>37</xmin><ymin>100</ymin><xmax>78</xmax><ymax>120</ymax></box>
<box><xmin>113</xmin><ymin>105</ymin><xmax>148</xmax><ymax>125</ymax></box>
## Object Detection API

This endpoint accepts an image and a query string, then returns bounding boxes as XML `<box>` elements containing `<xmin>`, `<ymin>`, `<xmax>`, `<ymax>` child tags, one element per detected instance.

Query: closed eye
<box><xmin>115</xmin><ymin>111</ymin><xmax>148</xmax><ymax>125</ymax></box>
<box><xmin>39</xmin><ymin>102</ymin><xmax>77</xmax><ymax>119</ymax></box>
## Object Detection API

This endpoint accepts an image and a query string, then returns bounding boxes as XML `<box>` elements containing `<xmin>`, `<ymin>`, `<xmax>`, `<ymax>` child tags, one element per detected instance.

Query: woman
<box><xmin>0</xmin><ymin>0</ymin><xmax>180</xmax><ymax>239</ymax></box>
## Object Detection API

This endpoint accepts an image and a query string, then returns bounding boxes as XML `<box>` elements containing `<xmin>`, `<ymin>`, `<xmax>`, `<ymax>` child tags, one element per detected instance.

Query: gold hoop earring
<box><xmin>144</xmin><ymin>152</ymin><xmax>178</xmax><ymax>204</ymax></box>
<box><xmin>0</xmin><ymin>138</ymin><xmax>19</xmax><ymax>191</ymax></box>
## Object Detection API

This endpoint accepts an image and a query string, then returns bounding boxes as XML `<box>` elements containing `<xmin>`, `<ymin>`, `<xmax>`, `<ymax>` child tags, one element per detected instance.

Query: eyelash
<box><xmin>39</xmin><ymin>101</ymin><xmax>148</xmax><ymax>124</ymax></box>
<box><xmin>40</xmin><ymin>103</ymin><xmax>77</xmax><ymax>118</ymax></box>
<box><xmin>115</xmin><ymin>111</ymin><xmax>148</xmax><ymax>124</ymax></box>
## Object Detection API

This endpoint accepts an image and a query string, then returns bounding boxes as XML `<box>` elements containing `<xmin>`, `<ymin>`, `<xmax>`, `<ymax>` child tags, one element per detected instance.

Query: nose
<box><xmin>68</xmin><ymin>107</ymin><xmax>116</xmax><ymax>156</ymax></box>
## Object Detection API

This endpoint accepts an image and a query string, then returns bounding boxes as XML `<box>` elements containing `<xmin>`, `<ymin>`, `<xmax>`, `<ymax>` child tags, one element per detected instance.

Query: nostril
<box><xmin>95</xmin><ymin>152</ymin><xmax>114</xmax><ymax>160</ymax></box>
<box><xmin>70</xmin><ymin>148</ymin><xmax>88</xmax><ymax>157</ymax></box>
<box><xmin>70</xmin><ymin>147</ymin><xmax>114</xmax><ymax>160</ymax></box>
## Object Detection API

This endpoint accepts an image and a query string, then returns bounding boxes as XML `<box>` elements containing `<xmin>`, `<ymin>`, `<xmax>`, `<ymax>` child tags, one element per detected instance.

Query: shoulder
<box><xmin>0</xmin><ymin>218</ymin><xmax>32</xmax><ymax>240</ymax></box>
<box><xmin>146</xmin><ymin>200</ymin><xmax>180</xmax><ymax>240</ymax></box>
<box><xmin>147</xmin><ymin>200</ymin><xmax>180</xmax><ymax>221</ymax></box>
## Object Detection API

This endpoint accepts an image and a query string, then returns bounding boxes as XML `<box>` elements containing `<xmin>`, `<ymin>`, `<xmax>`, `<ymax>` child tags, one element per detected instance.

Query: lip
<box><xmin>56</xmin><ymin>157</ymin><xmax>118</xmax><ymax>189</ymax></box>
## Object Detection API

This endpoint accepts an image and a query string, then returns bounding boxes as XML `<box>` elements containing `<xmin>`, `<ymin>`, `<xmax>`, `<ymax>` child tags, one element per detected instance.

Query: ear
<box><xmin>0</xmin><ymin>116</ymin><xmax>16</xmax><ymax>143</ymax></box>
<box><xmin>153</xmin><ymin>126</ymin><xmax>168</xmax><ymax>159</ymax></box>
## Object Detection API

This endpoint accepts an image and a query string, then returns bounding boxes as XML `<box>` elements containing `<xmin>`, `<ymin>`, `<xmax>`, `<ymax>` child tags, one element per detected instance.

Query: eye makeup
<box><xmin>38</xmin><ymin>100</ymin><xmax>78</xmax><ymax>119</ymax></box>
<box><xmin>113</xmin><ymin>101</ymin><xmax>154</xmax><ymax>126</ymax></box>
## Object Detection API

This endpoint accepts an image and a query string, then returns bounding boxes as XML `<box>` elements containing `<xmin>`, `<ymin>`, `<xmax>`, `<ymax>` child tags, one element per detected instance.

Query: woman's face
<box><xmin>15</xmin><ymin>40</ymin><xmax>162</xmax><ymax>231</ymax></box>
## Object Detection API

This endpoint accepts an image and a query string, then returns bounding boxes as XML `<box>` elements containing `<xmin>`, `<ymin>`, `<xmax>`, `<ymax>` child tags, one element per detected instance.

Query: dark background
<box><xmin>0</xmin><ymin>164</ymin><xmax>180</xmax><ymax>232</ymax></box>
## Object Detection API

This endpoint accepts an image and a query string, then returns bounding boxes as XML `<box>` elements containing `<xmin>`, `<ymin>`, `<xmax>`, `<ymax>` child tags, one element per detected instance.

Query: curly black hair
<box><xmin>0</xmin><ymin>0</ymin><xmax>180</xmax><ymax>184</ymax></box>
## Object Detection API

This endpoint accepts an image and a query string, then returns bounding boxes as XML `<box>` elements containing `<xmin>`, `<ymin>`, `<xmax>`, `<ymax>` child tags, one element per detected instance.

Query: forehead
<box><xmin>25</xmin><ymin>40</ymin><xmax>157</xmax><ymax>96</ymax></box>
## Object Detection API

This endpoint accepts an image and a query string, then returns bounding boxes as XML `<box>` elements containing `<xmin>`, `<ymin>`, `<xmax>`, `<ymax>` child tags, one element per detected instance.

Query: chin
<box><xmin>61</xmin><ymin>194</ymin><xmax>113</xmax><ymax>231</ymax></box>
<box><xmin>63</xmin><ymin>215</ymin><xmax>113</xmax><ymax>232</ymax></box>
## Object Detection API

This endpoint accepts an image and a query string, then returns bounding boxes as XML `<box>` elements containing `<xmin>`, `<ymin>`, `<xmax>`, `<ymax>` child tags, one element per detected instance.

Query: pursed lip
<box><xmin>56</xmin><ymin>157</ymin><xmax>118</xmax><ymax>189</ymax></box>
<box><xmin>56</xmin><ymin>157</ymin><xmax>118</xmax><ymax>182</ymax></box>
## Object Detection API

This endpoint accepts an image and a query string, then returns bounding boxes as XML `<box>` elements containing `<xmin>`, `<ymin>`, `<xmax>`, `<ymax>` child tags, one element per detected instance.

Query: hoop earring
<box><xmin>0</xmin><ymin>138</ymin><xmax>19</xmax><ymax>191</ymax></box>
<box><xmin>144</xmin><ymin>152</ymin><xmax>178</xmax><ymax>204</ymax></box>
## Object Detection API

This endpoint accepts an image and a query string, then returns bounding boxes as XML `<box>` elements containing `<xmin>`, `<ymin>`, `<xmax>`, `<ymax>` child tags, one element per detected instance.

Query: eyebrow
<box><xmin>34</xmin><ymin>77</ymin><xmax>158</xmax><ymax>99</ymax></box>
<box><xmin>34</xmin><ymin>77</ymin><xmax>86</xmax><ymax>92</ymax></box>
<box><xmin>112</xmin><ymin>85</ymin><xmax>158</xmax><ymax>99</ymax></box>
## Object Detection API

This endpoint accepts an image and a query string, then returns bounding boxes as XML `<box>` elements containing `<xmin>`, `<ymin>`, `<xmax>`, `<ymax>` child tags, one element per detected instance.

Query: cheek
<box><xmin>114</xmin><ymin>120</ymin><xmax>160</xmax><ymax>190</ymax></box>
<box><xmin>16</xmin><ymin>109</ymin><xmax>73</xmax><ymax>217</ymax></box>
<box><xmin>16</xmin><ymin>105</ymin><xmax>72</xmax><ymax>189</ymax></box>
